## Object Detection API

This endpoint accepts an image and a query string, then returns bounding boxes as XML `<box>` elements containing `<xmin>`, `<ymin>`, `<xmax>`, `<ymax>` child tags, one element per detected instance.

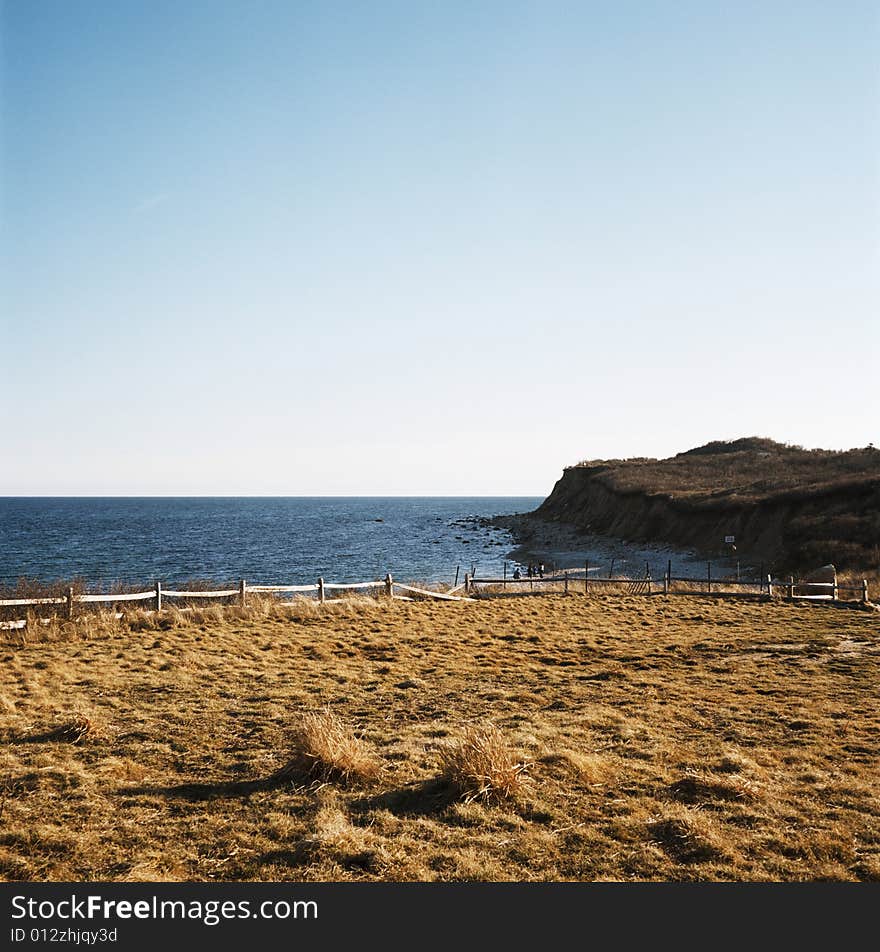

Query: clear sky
<box><xmin>2</xmin><ymin>1</ymin><xmax>878</xmax><ymax>495</ymax></box>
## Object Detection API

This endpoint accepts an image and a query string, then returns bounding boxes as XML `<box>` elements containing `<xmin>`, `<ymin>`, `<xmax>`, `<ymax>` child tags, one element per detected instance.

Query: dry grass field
<box><xmin>1</xmin><ymin>593</ymin><xmax>878</xmax><ymax>882</ymax></box>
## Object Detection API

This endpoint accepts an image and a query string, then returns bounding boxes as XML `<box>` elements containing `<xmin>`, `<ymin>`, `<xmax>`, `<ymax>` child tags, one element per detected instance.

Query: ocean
<box><xmin>0</xmin><ymin>497</ymin><xmax>543</xmax><ymax>588</ymax></box>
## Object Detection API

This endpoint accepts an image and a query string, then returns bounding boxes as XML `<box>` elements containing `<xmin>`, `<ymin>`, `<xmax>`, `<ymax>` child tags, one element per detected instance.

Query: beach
<box><xmin>493</xmin><ymin>512</ymin><xmax>739</xmax><ymax>579</ymax></box>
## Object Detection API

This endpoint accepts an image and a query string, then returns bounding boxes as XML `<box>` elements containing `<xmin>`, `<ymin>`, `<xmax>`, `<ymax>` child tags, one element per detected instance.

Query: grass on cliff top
<box><xmin>2</xmin><ymin>592</ymin><xmax>879</xmax><ymax>882</ymax></box>
<box><xmin>570</xmin><ymin>437</ymin><xmax>880</xmax><ymax>502</ymax></box>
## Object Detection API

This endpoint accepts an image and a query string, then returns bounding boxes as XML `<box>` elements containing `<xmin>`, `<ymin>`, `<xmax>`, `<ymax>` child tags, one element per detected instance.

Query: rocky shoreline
<box><xmin>491</xmin><ymin>512</ymin><xmax>738</xmax><ymax>579</ymax></box>
<box><xmin>491</xmin><ymin>513</ymin><xmax>594</xmax><ymax>563</ymax></box>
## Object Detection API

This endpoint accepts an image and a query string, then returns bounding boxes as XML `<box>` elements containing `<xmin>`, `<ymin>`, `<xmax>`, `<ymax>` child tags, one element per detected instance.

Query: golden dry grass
<box><xmin>437</xmin><ymin>724</ymin><xmax>532</xmax><ymax>803</ymax></box>
<box><xmin>1</xmin><ymin>593</ymin><xmax>878</xmax><ymax>881</ymax></box>
<box><xmin>277</xmin><ymin>709</ymin><xmax>383</xmax><ymax>786</ymax></box>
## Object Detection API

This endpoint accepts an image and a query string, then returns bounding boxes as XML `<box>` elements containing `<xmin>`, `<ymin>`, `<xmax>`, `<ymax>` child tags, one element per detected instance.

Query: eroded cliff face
<box><xmin>533</xmin><ymin>465</ymin><xmax>880</xmax><ymax>571</ymax></box>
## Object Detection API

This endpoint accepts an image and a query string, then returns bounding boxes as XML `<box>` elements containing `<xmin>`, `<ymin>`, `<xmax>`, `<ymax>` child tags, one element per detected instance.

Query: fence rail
<box><xmin>395</xmin><ymin>583</ymin><xmax>470</xmax><ymax>602</ymax></box>
<box><xmin>324</xmin><ymin>581</ymin><xmax>385</xmax><ymax>591</ymax></box>
<box><xmin>77</xmin><ymin>591</ymin><xmax>157</xmax><ymax>603</ymax></box>
<box><xmin>0</xmin><ymin>596</ymin><xmax>68</xmax><ymax>607</ymax></box>
<box><xmin>159</xmin><ymin>589</ymin><xmax>239</xmax><ymax>599</ymax></box>
<box><xmin>247</xmin><ymin>584</ymin><xmax>319</xmax><ymax>593</ymax></box>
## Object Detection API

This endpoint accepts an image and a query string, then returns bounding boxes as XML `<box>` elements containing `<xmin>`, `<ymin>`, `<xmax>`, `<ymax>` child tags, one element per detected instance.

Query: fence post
<box><xmin>585</xmin><ymin>561</ymin><xmax>589</xmax><ymax>594</ymax></box>
<box><xmin>155</xmin><ymin>581</ymin><xmax>162</xmax><ymax>613</ymax></box>
<box><xmin>318</xmin><ymin>577</ymin><xmax>325</xmax><ymax>604</ymax></box>
<box><xmin>788</xmin><ymin>576</ymin><xmax>794</xmax><ymax>600</ymax></box>
<box><xmin>767</xmin><ymin>574</ymin><xmax>773</xmax><ymax>597</ymax></box>
<box><xmin>663</xmin><ymin>568</ymin><xmax>669</xmax><ymax>595</ymax></box>
<box><xmin>385</xmin><ymin>573</ymin><xmax>393</xmax><ymax>600</ymax></box>
<box><xmin>646</xmin><ymin>571</ymin><xmax>652</xmax><ymax>596</ymax></box>
<box><xmin>503</xmin><ymin>562</ymin><xmax>507</xmax><ymax>589</ymax></box>
<box><xmin>564</xmin><ymin>573</ymin><xmax>569</xmax><ymax>594</ymax></box>
<box><xmin>464</xmin><ymin>573</ymin><xmax>470</xmax><ymax>595</ymax></box>
<box><xmin>239</xmin><ymin>579</ymin><xmax>247</xmax><ymax>607</ymax></box>
<box><xmin>707</xmin><ymin>562</ymin><xmax>711</xmax><ymax>594</ymax></box>
<box><xmin>832</xmin><ymin>570</ymin><xmax>838</xmax><ymax>602</ymax></box>
<box><xmin>67</xmin><ymin>586</ymin><xmax>74</xmax><ymax>620</ymax></box>
<box><xmin>862</xmin><ymin>579</ymin><xmax>869</xmax><ymax>604</ymax></box>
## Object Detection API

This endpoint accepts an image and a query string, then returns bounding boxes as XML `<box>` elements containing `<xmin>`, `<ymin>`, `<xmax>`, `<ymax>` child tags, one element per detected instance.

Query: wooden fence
<box><xmin>0</xmin><ymin>574</ymin><xmax>471</xmax><ymax>630</ymax></box>
<box><xmin>0</xmin><ymin>567</ymin><xmax>871</xmax><ymax>631</ymax></box>
<box><xmin>463</xmin><ymin>565</ymin><xmax>870</xmax><ymax>603</ymax></box>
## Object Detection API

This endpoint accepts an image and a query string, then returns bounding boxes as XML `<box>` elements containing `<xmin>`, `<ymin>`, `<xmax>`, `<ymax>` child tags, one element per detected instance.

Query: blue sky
<box><xmin>2</xmin><ymin>1</ymin><xmax>878</xmax><ymax>495</ymax></box>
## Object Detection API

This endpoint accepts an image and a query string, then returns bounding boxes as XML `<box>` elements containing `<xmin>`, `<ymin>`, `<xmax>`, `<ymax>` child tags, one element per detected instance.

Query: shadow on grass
<box><xmin>122</xmin><ymin>778</ymin><xmax>279</xmax><ymax>801</ymax></box>
<box><xmin>119</xmin><ymin>764</ymin><xmax>324</xmax><ymax>802</ymax></box>
<box><xmin>5</xmin><ymin>722</ymin><xmax>93</xmax><ymax>745</ymax></box>
<box><xmin>254</xmin><ymin>844</ymin><xmax>317</xmax><ymax>870</ymax></box>
<box><xmin>350</xmin><ymin>777</ymin><xmax>460</xmax><ymax>817</ymax></box>
<box><xmin>6</xmin><ymin>730</ymin><xmax>75</xmax><ymax>745</ymax></box>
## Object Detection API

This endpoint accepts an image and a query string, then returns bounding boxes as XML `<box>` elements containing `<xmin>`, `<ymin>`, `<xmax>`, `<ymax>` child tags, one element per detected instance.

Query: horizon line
<box><xmin>0</xmin><ymin>493</ymin><xmax>547</xmax><ymax>499</ymax></box>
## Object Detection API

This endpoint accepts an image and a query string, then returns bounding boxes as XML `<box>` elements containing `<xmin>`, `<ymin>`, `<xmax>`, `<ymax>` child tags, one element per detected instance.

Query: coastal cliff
<box><xmin>511</xmin><ymin>438</ymin><xmax>880</xmax><ymax>572</ymax></box>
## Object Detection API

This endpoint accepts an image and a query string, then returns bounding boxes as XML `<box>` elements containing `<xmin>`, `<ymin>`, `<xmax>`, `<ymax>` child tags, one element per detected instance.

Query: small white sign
<box><xmin>724</xmin><ymin>535</ymin><xmax>735</xmax><ymax>544</ymax></box>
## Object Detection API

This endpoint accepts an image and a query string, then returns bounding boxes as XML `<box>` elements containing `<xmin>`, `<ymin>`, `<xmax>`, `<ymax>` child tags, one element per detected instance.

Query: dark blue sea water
<box><xmin>0</xmin><ymin>497</ymin><xmax>542</xmax><ymax>588</ymax></box>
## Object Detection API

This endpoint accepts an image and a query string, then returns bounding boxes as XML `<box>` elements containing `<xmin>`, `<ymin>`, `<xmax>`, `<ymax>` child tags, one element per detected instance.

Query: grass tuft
<box><xmin>669</xmin><ymin>771</ymin><xmax>757</xmax><ymax>805</ymax></box>
<box><xmin>647</xmin><ymin>811</ymin><xmax>729</xmax><ymax>865</ymax></box>
<box><xmin>277</xmin><ymin>709</ymin><xmax>382</xmax><ymax>786</ymax></box>
<box><xmin>45</xmin><ymin>714</ymin><xmax>96</xmax><ymax>744</ymax></box>
<box><xmin>437</xmin><ymin>724</ymin><xmax>532</xmax><ymax>803</ymax></box>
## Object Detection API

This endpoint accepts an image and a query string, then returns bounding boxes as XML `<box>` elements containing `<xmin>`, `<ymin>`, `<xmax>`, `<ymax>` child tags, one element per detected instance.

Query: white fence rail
<box><xmin>323</xmin><ymin>581</ymin><xmax>385</xmax><ymax>590</ymax></box>
<box><xmin>77</xmin><ymin>591</ymin><xmax>156</xmax><ymax>603</ymax></box>
<box><xmin>159</xmin><ymin>589</ymin><xmax>239</xmax><ymax>599</ymax></box>
<box><xmin>395</xmin><ymin>583</ymin><xmax>470</xmax><ymax>602</ymax></box>
<box><xmin>0</xmin><ymin>596</ymin><xmax>67</xmax><ymax>607</ymax></box>
<box><xmin>248</xmin><ymin>584</ymin><xmax>319</xmax><ymax>593</ymax></box>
